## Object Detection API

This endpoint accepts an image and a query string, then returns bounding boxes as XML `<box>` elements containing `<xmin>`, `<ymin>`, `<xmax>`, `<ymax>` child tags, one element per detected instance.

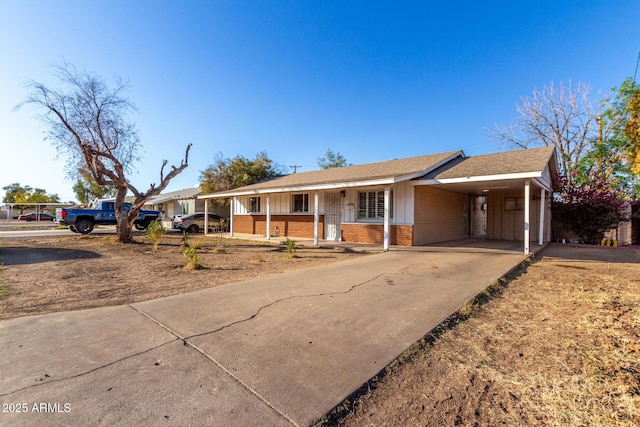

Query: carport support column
<box><xmin>539</xmin><ymin>188</ymin><xmax>546</xmax><ymax>246</ymax></box>
<box><xmin>204</xmin><ymin>200</ymin><xmax>209</xmax><ymax>235</ymax></box>
<box><xmin>230</xmin><ymin>197</ymin><xmax>235</xmax><ymax>237</ymax></box>
<box><xmin>383</xmin><ymin>186</ymin><xmax>390</xmax><ymax>251</ymax></box>
<box><xmin>313</xmin><ymin>191</ymin><xmax>319</xmax><ymax>247</ymax></box>
<box><xmin>266</xmin><ymin>194</ymin><xmax>271</xmax><ymax>240</ymax></box>
<box><xmin>524</xmin><ymin>179</ymin><xmax>530</xmax><ymax>255</ymax></box>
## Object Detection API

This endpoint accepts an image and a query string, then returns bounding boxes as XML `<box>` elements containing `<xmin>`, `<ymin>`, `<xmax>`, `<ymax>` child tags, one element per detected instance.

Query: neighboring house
<box><xmin>200</xmin><ymin>147</ymin><xmax>558</xmax><ymax>254</ymax></box>
<box><xmin>143</xmin><ymin>187</ymin><xmax>221</xmax><ymax>219</ymax></box>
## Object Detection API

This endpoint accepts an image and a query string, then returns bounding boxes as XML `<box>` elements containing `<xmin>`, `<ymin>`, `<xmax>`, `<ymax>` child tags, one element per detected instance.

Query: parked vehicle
<box><xmin>172</xmin><ymin>212</ymin><xmax>225</xmax><ymax>233</ymax></box>
<box><xmin>18</xmin><ymin>212</ymin><xmax>56</xmax><ymax>221</ymax></box>
<box><xmin>57</xmin><ymin>200</ymin><xmax>160</xmax><ymax>234</ymax></box>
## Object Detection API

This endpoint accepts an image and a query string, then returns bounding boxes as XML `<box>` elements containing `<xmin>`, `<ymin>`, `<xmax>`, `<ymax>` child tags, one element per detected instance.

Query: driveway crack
<box><xmin>185</xmin><ymin>272</ymin><xmax>387</xmax><ymax>340</ymax></box>
<box><xmin>0</xmin><ymin>337</ymin><xmax>178</xmax><ymax>398</ymax></box>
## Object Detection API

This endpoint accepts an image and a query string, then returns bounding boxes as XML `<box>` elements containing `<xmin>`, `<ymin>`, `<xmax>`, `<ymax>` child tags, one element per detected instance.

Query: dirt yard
<box><xmin>324</xmin><ymin>244</ymin><xmax>640</xmax><ymax>427</ymax></box>
<box><xmin>0</xmin><ymin>233</ymin><xmax>375</xmax><ymax>320</ymax></box>
<box><xmin>1</xmin><ymin>235</ymin><xmax>638</xmax><ymax>426</ymax></box>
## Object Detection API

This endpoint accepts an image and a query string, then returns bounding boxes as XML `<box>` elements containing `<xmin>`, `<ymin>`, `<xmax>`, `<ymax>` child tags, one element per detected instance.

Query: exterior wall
<box><xmin>486</xmin><ymin>190</ymin><xmax>548</xmax><ymax>242</ymax></box>
<box><xmin>235</xmin><ymin>193</ymin><xmax>325</xmax><ymax>215</ymax></box>
<box><xmin>233</xmin><ymin>214</ymin><xmax>324</xmax><ymax>239</ymax></box>
<box><xmin>341</xmin><ymin>182</ymin><xmax>412</xmax><ymax>225</ymax></box>
<box><xmin>413</xmin><ymin>186</ymin><xmax>466</xmax><ymax>245</ymax></box>
<box><xmin>341</xmin><ymin>223</ymin><xmax>414</xmax><ymax>246</ymax></box>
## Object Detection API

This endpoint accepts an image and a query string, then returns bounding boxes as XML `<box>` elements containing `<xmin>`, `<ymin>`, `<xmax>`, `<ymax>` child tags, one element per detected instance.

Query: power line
<box><xmin>634</xmin><ymin>50</ymin><xmax>640</xmax><ymax>84</ymax></box>
<box><xmin>289</xmin><ymin>165</ymin><xmax>302</xmax><ymax>174</ymax></box>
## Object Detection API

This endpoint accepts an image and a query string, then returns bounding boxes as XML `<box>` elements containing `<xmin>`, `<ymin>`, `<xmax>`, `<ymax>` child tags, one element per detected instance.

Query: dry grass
<box><xmin>330</xmin><ymin>245</ymin><xmax>640</xmax><ymax>427</ymax></box>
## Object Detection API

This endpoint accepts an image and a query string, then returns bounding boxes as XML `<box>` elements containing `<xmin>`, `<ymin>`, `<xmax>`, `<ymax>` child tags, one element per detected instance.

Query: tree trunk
<box><xmin>114</xmin><ymin>187</ymin><xmax>135</xmax><ymax>243</ymax></box>
<box><xmin>116</xmin><ymin>217</ymin><xmax>135</xmax><ymax>243</ymax></box>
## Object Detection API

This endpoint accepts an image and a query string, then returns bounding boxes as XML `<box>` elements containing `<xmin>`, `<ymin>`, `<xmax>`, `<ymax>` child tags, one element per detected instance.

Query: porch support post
<box><xmin>266</xmin><ymin>194</ymin><xmax>271</xmax><ymax>240</ymax></box>
<box><xmin>539</xmin><ymin>188</ymin><xmax>546</xmax><ymax>246</ymax></box>
<box><xmin>204</xmin><ymin>200</ymin><xmax>209</xmax><ymax>235</ymax></box>
<box><xmin>313</xmin><ymin>191</ymin><xmax>319</xmax><ymax>247</ymax></box>
<box><xmin>383</xmin><ymin>186</ymin><xmax>390</xmax><ymax>251</ymax></box>
<box><xmin>230</xmin><ymin>197</ymin><xmax>235</xmax><ymax>237</ymax></box>
<box><xmin>524</xmin><ymin>179</ymin><xmax>530</xmax><ymax>255</ymax></box>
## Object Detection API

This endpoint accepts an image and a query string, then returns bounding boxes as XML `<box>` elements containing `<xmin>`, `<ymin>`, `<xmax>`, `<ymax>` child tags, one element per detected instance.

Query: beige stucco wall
<box><xmin>413</xmin><ymin>186</ymin><xmax>466</xmax><ymax>245</ymax></box>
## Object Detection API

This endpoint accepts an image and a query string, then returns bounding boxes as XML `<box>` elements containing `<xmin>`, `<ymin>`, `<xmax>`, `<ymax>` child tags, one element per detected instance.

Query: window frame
<box><xmin>249</xmin><ymin>197</ymin><xmax>261</xmax><ymax>213</ymax></box>
<box><xmin>357</xmin><ymin>189</ymin><xmax>394</xmax><ymax>221</ymax></box>
<box><xmin>291</xmin><ymin>193</ymin><xmax>310</xmax><ymax>213</ymax></box>
<box><xmin>504</xmin><ymin>196</ymin><xmax>525</xmax><ymax>211</ymax></box>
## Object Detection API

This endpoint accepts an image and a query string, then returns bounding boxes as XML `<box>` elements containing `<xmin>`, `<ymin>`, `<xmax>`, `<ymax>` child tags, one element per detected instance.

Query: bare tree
<box><xmin>488</xmin><ymin>81</ymin><xmax>603</xmax><ymax>180</ymax></box>
<box><xmin>18</xmin><ymin>62</ymin><xmax>191</xmax><ymax>243</ymax></box>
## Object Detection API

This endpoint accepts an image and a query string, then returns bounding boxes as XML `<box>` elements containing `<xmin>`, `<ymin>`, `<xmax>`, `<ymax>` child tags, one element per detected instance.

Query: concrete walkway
<box><xmin>0</xmin><ymin>240</ymin><xmax>540</xmax><ymax>426</ymax></box>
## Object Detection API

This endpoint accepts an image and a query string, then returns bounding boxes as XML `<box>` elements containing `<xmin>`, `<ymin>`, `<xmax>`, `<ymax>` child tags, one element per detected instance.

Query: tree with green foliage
<box><xmin>317</xmin><ymin>148</ymin><xmax>350</xmax><ymax>169</ymax></box>
<box><xmin>18</xmin><ymin>62</ymin><xmax>191</xmax><ymax>243</ymax></box>
<box><xmin>574</xmin><ymin>78</ymin><xmax>640</xmax><ymax>196</ymax></box>
<box><xmin>2</xmin><ymin>183</ymin><xmax>60</xmax><ymax>213</ymax></box>
<box><xmin>72</xmin><ymin>167</ymin><xmax>117</xmax><ymax>204</ymax></box>
<box><xmin>199</xmin><ymin>151</ymin><xmax>285</xmax><ymax>206</ymax></box>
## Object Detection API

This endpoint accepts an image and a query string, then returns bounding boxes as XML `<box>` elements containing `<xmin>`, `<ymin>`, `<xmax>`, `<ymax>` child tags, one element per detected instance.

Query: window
<box><xmin>291</xmin><ymin>194</ymin><xmax>309</xmax><ymax>212</ymax></box>
<box><xmin>358</xmin><ymin>190</ymin><xmax>393</xmax><ymax>219</ymax></box>
<box><xmin>504</xmin><ymin>197</ymin><xmax>525</xmax><ymax>211</ymax></box>
<box><xmin>249</xmin><ymin>197</ymin><xmax>260</xmax><ymax>213</ymax></box>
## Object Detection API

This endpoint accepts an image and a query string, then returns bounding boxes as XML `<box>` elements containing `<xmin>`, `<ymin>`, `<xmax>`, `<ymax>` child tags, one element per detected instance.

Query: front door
<box><xmin>324</xmin><ymin>192</ymin><xmax>342</xmax><ymax>241</ymax></box>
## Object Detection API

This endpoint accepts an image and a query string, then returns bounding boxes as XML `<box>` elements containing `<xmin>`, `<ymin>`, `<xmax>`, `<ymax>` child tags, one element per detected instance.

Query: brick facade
<box><xmin>341</xmin><ymin>223</ymin><xmax>414</xmax><ymax>246</ymax></box>
<box><xmin>233</xmin><ymin>215</ymin><xmax>325</xmax><ymax>239</ymax></box>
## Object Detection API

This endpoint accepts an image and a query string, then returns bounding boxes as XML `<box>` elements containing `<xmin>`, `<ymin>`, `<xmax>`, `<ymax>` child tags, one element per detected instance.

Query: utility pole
<box><xmin>290</xmin><ymin>165</ymin><xmax>302</xmax><ymax>174</ymax></box>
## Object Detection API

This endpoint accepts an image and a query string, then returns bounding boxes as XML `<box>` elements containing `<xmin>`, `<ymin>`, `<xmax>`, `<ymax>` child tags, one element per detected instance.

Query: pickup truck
<box><xmin>57</xmin><ymin>200</ymin><xmax>161</xmax><ymax>234</ymax></box>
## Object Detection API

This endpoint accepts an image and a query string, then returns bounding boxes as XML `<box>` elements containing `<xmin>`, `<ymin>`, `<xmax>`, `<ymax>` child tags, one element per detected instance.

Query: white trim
<box><xmin>531</xmin><ymin>177</ymin><xmax>553</xmax><ymax>193</ymax></box>
<box><xmin>230</xmin><ymin>197</ymin><xmax>235</xmax><ymax>236</ymax></box>
<box><xmin>383</xmin><ymin>186</ymin><xmax>390</xmax><ymax>251</ymax></box>
<box><xmin>204</xmin><ymin>202</ymin><xmax>209</xmax><ymax>235</ymax></box>
<box><xmin>313</xmin><ymin>191</ymin><xmax>319</xmax><ymax>246</ymax></box>
<box><xmin>266</xmin><ymin>194</ymin><xmax>271</xmax><ymax>240</ymax></box>
<box><xmin>199</xmin><ymin>178</ymin><xmax>397</xmax><ymax>198</ymax></box>
<box><xmin>524</xmin><ymin>180</ymin><xmax>530</xmax><ymax>255</ymax></box>
<box><xmin>416</xmin><ymin>171</ymin><xmax>544</xmax><ymax>186</ymax></box>
<box><xmin>539</xmin><ymin>188</ymin><xmax>545</xmax><ymax>246</ymax></box>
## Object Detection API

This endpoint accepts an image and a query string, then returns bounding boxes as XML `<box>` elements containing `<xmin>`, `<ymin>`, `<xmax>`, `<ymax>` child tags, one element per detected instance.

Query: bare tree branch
<box><xmin>488</xmin><ymin>81</ymin><xmax>603</xmax><ymax>181</ymax></box>
<box><xmin>17</xmin><ymin>62</ymin><xmax>192</xmax><ymax>243</ymax></box>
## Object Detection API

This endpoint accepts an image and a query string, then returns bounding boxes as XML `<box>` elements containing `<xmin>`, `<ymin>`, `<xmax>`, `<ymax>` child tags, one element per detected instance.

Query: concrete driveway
<box><xmin>0</xmin><ymin>240</ymin><xmax>537</xmax><ymax>426</ymax></box>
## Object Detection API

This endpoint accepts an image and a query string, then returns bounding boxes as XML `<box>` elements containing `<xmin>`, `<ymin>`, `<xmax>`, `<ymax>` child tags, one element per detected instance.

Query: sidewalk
<box><xmin>0</xmin><ymin>240</ymin><xmax>535</xmax><ymax>426</ymax></box>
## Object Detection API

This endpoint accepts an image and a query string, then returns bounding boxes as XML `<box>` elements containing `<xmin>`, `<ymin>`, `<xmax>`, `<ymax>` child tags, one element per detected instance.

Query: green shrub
<box><xmin>145</xmin><ymin>219</ymin><xmax>166</xmax><ymax>252</ymax></box>
<box><xmin>285</xmin><ymin>238</ymin><xmax>297</xmax><ymax>259</ymax></box>
<box><xmin>184</xmin><ymin>242</ymin><xmax>204</xmax><ymax>270</ymax></box>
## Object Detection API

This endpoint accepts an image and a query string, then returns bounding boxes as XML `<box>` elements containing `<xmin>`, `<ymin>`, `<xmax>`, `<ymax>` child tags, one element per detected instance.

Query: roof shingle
<box><xmin>426</xmin><ymin>146</ymin><xmax>556</xmax><ymax>179</ymax></box>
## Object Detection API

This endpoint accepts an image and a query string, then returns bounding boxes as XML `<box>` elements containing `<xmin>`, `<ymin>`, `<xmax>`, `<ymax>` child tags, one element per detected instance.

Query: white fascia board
<box><xmin>532</xmin><ymin>177</ymin><xmax>553</xmax><ymax>192</ymax></box>
<box><xmin>198</xmin><ymin>178</ymin><xmax>397</xmax><ymax>199</ymax></box>
<box><xmin>414</xmin><ymin>171</ymin><xmax>543</xmax><ymax>186</ymax></box>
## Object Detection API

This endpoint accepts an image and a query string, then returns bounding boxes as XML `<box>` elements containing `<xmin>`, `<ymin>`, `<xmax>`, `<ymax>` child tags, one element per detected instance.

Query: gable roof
<box><xmin>201</xmin><ymin>150</ymin><xmax>462</xmax><ymax>198</ymax></box>
<box><xmin>425</xmin><ymin>146</ymin><xmax>556</xmax><ymax>180</ymax></box>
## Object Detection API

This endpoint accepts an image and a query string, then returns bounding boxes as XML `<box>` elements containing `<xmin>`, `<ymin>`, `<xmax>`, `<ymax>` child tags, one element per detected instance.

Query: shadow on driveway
<box><xmin>0</xmin><ymin>247</ymin><xmax>101</xmax><ymax>266</ymax></box>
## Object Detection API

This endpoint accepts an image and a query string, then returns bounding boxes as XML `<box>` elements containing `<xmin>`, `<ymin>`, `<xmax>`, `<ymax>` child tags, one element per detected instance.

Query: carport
<box><xmin>416</xmin><ymin>147</ymin><xmax>559</xmax><ymax>255</ymax></box>
<box><xmin>1</xmin><ymin>202</ymin><xmax>73</xmax><ymax>222</ymax></box>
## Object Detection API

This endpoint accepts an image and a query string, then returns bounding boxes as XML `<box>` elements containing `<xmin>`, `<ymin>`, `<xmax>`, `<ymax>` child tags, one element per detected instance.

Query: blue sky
<box><xmin>1</xmin><ymin>1</ymin><xmax>638</xmax><ymax>202</ymax></box>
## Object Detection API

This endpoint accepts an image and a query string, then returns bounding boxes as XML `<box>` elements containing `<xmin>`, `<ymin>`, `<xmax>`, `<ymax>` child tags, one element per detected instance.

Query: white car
<box><xmin>171</xmin><ymin>213</ymin><xmax>226</xmax><ymax>233</ymax></box>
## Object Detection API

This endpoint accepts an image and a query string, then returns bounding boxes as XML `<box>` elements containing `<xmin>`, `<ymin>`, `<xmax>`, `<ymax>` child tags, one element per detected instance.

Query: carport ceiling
<box><xmin>426</xmin><ymin>178</ymin><xmax>542</xmax><ymax>195</ymax></box>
